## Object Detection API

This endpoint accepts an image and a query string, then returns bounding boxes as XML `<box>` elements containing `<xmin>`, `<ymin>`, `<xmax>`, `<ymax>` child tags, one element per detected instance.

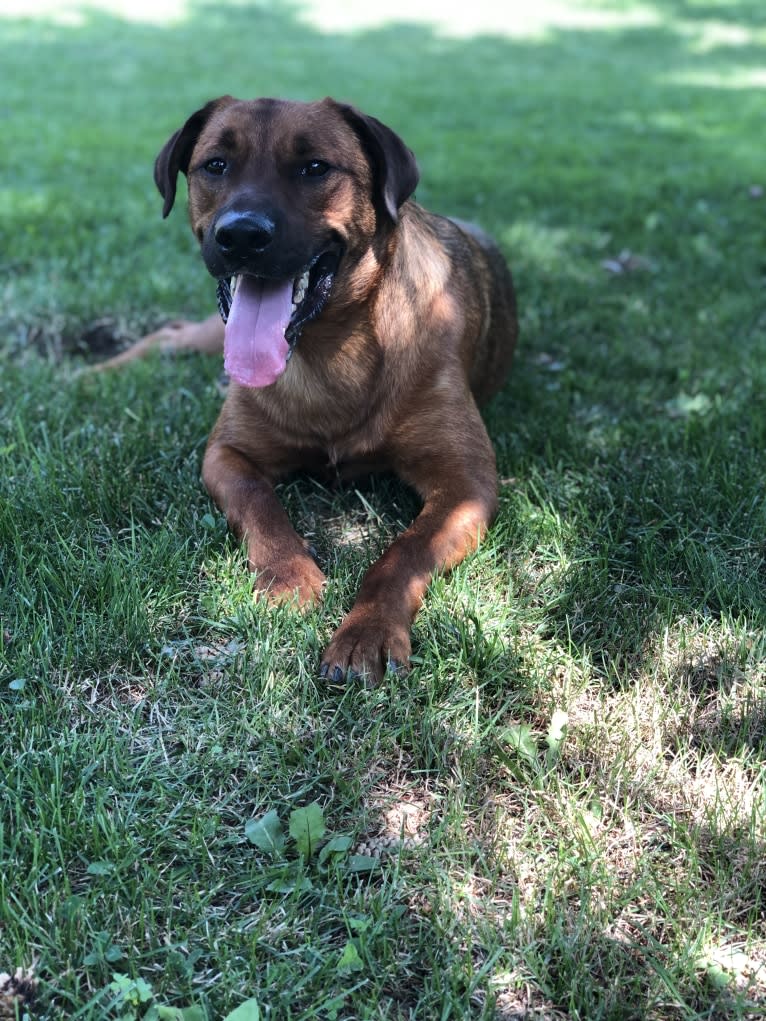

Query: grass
<box><xmin>1</xmin><ymin>0</ymin><xmax>766</xmax><ymax>1017</ymax></box>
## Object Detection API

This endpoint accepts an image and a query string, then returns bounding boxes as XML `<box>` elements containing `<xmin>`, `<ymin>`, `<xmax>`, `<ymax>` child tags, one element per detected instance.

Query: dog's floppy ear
<box><xmin>332</xmin><ymin>101</ymin><xmax>419</xmax><ymax>223</ymax></box>
<box><xmin>154</xmin><ymin>96</ymin><xmax>235</xmax><ymax>218</ymax></box>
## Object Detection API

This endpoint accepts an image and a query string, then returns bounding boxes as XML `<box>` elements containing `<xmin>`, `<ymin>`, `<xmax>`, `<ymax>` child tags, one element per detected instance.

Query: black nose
<box><xmin>214</xmin><ymin>210</ymin><xmax>275</xmax><ymax>255</ymax></box>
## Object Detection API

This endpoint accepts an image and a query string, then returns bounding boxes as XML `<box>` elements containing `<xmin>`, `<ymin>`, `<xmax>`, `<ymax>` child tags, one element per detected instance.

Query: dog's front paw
<box><xmin>320</xmin><ymin>612</ymin><xmax>411</xmax><ymax>686</ymax></box>
<box><xmin>253</xmin><ymin>555</ymin><xmax>326</xmax><ymax>608</ymax></box>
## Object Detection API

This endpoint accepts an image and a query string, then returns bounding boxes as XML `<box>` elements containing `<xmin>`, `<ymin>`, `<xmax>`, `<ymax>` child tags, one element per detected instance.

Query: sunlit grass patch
<box><xmin>1</xmin><ymin>0</ymin><xmax>191</xmax><ymax>25</ymax></box>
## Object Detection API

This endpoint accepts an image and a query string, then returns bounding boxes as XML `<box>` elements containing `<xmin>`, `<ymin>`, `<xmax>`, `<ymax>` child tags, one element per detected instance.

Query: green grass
<box><xmin>2</xmin><ymin>0</ymin><xmax>766</xmax><ymax>1018</ymax></box>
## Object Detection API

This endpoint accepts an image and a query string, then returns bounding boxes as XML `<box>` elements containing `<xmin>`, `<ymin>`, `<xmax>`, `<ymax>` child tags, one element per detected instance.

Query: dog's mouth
<box><xmin>216</xmin><ymin>247</ymin><xmax>341</xmax><ymax>388</ymax></box>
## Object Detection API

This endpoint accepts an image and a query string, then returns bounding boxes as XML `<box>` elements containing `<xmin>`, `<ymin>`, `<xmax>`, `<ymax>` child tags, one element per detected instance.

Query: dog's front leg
<box><xmin>320</xmin><ymin>400</ymin><xmax>499</xmax><ymax>684</ymax></box>
<box><xmin>202</xmin><ymin>442</ymin><xmax>326</xmax><ymax>606</ymax></box>
<box><xmin>320</xmin><ymin>488</ymin><xmax>495</xmax><ymax>684</ymax></box>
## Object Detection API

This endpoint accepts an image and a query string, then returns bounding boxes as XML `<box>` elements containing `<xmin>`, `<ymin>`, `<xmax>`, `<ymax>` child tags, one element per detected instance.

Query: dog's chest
<box><xmin>283</xmin><ymin>418</ymin><xmax>392</xmax><ymax>481</ymax></box>
<box><xmin>267</xmin><ymin>365</ymin><xmax>391</xmax><ymax>454</ymax></box>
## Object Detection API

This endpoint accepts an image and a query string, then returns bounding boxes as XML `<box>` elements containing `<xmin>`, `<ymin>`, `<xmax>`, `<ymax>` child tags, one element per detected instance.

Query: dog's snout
<box><xmin>214</xmin><ymin>210</ymin><xmax>276</xmax><ymax>255</ymax></box>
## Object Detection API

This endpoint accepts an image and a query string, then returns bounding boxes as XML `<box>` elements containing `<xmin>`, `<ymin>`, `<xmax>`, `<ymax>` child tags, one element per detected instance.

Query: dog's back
<box><xmin>451</xmin><ymin>217</ymin><xmax>517</xmax><ymax>405</ymax></box>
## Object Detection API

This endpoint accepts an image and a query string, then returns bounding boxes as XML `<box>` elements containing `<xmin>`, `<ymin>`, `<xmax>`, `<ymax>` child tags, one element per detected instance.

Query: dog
<box><xmin>103</xmin><ymin>96</ymin><xmax>518</xmax><ymax>683</ymax></box>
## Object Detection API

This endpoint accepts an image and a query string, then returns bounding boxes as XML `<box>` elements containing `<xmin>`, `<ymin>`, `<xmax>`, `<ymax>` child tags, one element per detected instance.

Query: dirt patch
<box><xmin>0</xmin><ymin>965</ymin><xmax>37</xmax><ymax>1019</ymax></box>
<box><xmin>70</xmin><ymin>317</ymin><xmax>136</xmax><ymax>358</ymax></box>
<box><xmin>59</xmin><ymin>316</ymin><xmax>139</xmax><ymax>361</ymax></box>
<box><xmin>12</xmin><ymin>316</ymin><xmax>148</xmax><ymax>363</ymax></box>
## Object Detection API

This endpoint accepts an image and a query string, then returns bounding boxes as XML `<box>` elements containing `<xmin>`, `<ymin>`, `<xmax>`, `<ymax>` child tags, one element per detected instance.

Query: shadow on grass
<box><xmin>3</xmin><ymin>0</ymin><xmax>766</xmax><ymax>1016</ymax></box>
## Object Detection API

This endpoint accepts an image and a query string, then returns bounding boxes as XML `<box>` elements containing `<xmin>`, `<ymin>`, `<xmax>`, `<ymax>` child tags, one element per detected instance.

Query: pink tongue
<box><xmin>223</xmin><ymin>276</ymin><xmax>293</xmax><ymax>388</ymax></box>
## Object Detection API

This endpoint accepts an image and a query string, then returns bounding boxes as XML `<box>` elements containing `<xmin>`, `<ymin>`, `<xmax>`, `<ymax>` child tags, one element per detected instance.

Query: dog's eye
<box><xmin>204</xmin><ymin>158</ymin><xmax>228</xmax><ymax>176</ymax></box>
<box><xmin>300</xmin><ymin>160</ymin><xmax>330</xmax><ymax>178</ymax></box>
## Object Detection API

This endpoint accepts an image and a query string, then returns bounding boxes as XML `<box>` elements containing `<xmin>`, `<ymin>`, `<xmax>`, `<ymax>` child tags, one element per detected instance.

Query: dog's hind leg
<box><xmin>90</xmin><ymin>314</ymin><xmax>224</xmax><ymax>371</ymax></box>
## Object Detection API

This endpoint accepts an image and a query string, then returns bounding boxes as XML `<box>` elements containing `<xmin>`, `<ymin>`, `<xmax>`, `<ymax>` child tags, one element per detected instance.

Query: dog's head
<box><xmin>153</xmin><ymin>96</ymin><xmax>419</xmax><ymax>387</ymax></box>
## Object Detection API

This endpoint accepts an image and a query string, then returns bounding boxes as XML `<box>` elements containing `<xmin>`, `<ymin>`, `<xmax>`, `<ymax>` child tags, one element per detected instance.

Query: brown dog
<box><xmin>107</xmin><ymin>96</ymin><xmax>518</xmax><ymax>683</ymax></box>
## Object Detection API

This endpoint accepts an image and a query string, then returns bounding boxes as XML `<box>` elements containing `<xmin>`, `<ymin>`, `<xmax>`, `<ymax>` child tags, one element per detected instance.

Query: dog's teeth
<box><xmin>231</xmin><ymin>275</ymin><xmax>240</xmax><ymax>295</ymax></box>
<box><xmin>292</xmin><ymin>270</ymin><xmax>310</xmax><ymax>305</ymax></box>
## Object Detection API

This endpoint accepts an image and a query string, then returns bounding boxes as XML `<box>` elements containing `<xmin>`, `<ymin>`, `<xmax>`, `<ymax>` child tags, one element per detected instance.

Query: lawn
<box><xmin>1</xmin><ymin>0</ymin><xmax>765</xmax><ymax>1018</ymax></box>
